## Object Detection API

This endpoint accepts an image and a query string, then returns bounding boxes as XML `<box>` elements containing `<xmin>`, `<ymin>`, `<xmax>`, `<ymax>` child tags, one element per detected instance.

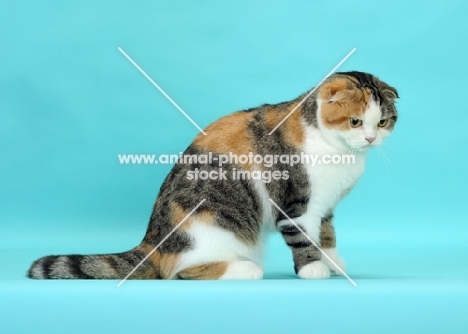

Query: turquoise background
<box><xmin>1</xmin><ymin>0</ymin><xmax>468</xmax><ymax>333</ymax></box>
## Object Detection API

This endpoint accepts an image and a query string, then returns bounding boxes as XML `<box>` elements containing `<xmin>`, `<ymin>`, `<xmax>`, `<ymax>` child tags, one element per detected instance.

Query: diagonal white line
<box><xmin>268</xmin><ymin>48</ymin><xmax>356</xmax><ymax>135</ymax></box>
<box><xmin>268</xmin><ymin>199</ymin><xmax>357</xmax><ymax>286</ymax></box>
<box><xmin>118</xmin><ymin>47</ymin><xmax>207</xmax><ymax>136</ymax></box>
<box><xmin>117</xmin><ymin>199</ymin><xmax>206</xmax><ymax>287</ymax></box>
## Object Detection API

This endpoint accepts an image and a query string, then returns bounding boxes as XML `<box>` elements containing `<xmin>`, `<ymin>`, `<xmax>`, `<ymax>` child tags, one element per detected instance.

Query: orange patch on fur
<box><xmin>177</xmin><ymin>262</ymin><xmax>228</xmax><ymax>280</ymax></box>
<box><xmin>193</xmin><ymin>112</ymin><xmax>254</xmax><ymax>168</ymax></box>
<box><xmin>138</xmin><ymin>243</ymin><xmax>180</xmax><ymax>279</ymax></box>
<box><xmin>265</xmin><ymin>104</ymin><xmax>305</xmax><ymax>148</ymax></box>
<box><xmin>318</xmin><ymin>77</ymin><xmax>372</xmax><ymax>130</ymax></box>
<box><xmin>283</xmin><ymin>108</ymin><xmax>305</xmax><ymax>147</ymax></box>
<box><xmin>319</xmin><ymin>78</ymin><xmax>352</xmax><ymax>100</ymax></box>
<box><xmin>264</xmin><ymin>106</ymin><xmax>283</xmax><ymax>130</ymax></box>
<box><xmin>171</xmin><ymin>203</ymin><xmax>215</xmax><ymax>228</ymax></box>
<box><xmin>320</xmin><ymin>219</ymin><xmax>336</xmax><ymax>249</ymax></box>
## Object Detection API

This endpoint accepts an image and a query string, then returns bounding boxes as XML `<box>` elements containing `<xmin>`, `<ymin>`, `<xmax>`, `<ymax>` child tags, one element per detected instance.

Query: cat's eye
<box><xmin>378</xmin><ymin>119</ymin><xmax>388</xmax><ymax>127</ymax></box>
<box><xmin>349</xmin><ymin>118</ymin><xmax>362</xmax><ymax>128</ymax></box>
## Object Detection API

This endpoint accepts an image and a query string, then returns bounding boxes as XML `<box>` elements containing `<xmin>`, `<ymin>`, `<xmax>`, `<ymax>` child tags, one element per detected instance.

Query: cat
<box><xmin>28</xmin><ymin>71</ymin><xmax>398</xmax><ymax>280</ymax></box>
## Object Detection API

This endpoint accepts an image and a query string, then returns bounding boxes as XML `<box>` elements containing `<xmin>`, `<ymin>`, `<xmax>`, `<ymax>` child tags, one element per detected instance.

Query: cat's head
<box><xmin>316</xmin><ymin>71</ymin><xmax>398</xmax><ymax>152</ymax></box>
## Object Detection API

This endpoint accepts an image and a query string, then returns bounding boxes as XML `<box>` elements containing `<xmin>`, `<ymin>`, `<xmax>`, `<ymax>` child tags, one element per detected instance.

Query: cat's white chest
<box><xmin>302</xmin><ymin>128</ymin><xmax>366</xmax><ymax>219</ymax></box>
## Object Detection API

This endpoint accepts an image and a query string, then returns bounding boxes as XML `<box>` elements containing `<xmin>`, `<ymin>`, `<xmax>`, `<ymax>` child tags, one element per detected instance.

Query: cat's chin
<box><xmin>347</xmin><ymin>144</ymin><xmax>371</xmax><ymax>153</ymax></box>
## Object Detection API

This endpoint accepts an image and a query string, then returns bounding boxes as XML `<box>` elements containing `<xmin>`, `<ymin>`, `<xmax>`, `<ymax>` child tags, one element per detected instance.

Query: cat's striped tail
<box><xmin>27</xmin><ymin>246</ymin><xmax>158</xmax><ymax>279</ymax></box>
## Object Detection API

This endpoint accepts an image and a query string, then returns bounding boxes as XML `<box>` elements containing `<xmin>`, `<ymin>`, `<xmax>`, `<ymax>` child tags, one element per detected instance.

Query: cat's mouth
<box><xmin>347</xmin><ymin>141</ymin><xmax>374</xmax><ymax>152</ymax></box>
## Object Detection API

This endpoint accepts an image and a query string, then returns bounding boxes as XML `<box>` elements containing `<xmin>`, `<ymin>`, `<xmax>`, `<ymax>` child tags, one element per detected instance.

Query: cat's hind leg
<box><xmin>177</xmin><ymin>261</ymin><xmax>263</xmax><ymax>280</ymax></box>
<box><xmin>173</xmin><ymin>221</ymin><xmax>264</xmax><ymax>280</ymax></box>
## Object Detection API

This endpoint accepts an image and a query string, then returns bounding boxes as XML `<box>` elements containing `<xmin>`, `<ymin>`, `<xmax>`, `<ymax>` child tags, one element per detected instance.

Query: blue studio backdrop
<box><xmin>1</xmin><ymin>1</ymin><xmax>468</xmax><ymax>333</ymax></box>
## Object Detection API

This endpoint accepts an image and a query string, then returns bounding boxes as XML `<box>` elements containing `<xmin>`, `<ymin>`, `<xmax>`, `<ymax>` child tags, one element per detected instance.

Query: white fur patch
<box><xmin>284</xmin><ymin>125</ymin><xmax>366</xmax><ymax>242</ymax></box>
<box><xmin>174</xmin><ymin>222</ymin><xmax>263</xmax><ymax>278</ymax></box>
<box><xmin>321</xmin><ymin>247</ymin><xmax>346</xmax><ymax>275</ymax></box>
<box><xmin>297</xmin><ymin>261</ymin><xmax>330</xmax><ymax>279</ymax></box>
<box><xmin>220</xmin><ymin>261</ymin><xmax>263</xmax><ymax>280</ymax></box>
<box><xmin>363</xmin><ymin>99</ymin><xmax>381</xmax><ymax>134</ymax></box>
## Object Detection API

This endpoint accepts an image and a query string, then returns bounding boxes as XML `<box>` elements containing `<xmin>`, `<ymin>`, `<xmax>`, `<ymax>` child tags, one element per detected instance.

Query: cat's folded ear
<box><xmin>382</xmin><ymin>88</ymin><xmax>399</xmax><ymax>100</ymax></box>
<box><xmin>380</xmin><ymin>82</ymin><xmax>399</xmax><ymax>100</ymax></box>
<box><xmin>319</xmin><ymin>78</ymin><xmax>356</xmax><ymax>103</ymax></box>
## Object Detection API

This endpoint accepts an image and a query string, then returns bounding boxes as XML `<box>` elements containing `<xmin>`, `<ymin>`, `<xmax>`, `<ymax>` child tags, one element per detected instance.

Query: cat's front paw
<box><xmin>297</xmin><ymin>261</ymin><xmax>330</xmax><ymax>279</ymax></box>
<box><xmin>321</xmin><ymin>248</ymin><xmax>346</xmax><ymax>276</ymax></box>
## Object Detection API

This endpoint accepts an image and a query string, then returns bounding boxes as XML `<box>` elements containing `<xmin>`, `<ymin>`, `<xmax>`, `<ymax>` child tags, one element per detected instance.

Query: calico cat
<box><xmin>28</xmin><ymin>71</ymin><xmax>398</xmax><ymax>280</ymax></box>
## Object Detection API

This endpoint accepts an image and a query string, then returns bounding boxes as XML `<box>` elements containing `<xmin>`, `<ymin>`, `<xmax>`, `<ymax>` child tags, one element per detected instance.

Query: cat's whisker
<box><xmin>376</xmin><ymin>146</ymin><xmax>391</xmax><ymax>176</ymax></box>
<box><xmin>378</xmin><ymin>144</ymin><xmax>410</xmax><ymax>181</ymax></box>
<box><xmin>380</xmin><ymin>143</ymin><xmax>412</xmax><ymax>178</ymax></box>
<box><xmin>345</xmin><ymin>145</ymin><xmax>354</xmax><ymax>156</ymax></box>
<box><xmin>380</xmin><ymin>142</ymin><xmax>409</xmax><ymax>157</ymax></box>
<box><xmin>384</xmin><ymin>136</ymin><xmax>408</xmax><ymax>145</ymax></box>
<box><xmin>378</xmin><ymin>146</ymin><xmax>400</xmax><ymax>178</ymax></box>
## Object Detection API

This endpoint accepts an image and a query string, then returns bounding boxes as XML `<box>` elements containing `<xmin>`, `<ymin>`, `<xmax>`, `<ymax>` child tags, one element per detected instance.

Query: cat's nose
<box><xmin>365</xmin><ymin>136</ymin><xmax>375</xmax><ymax>144</ymax></box>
